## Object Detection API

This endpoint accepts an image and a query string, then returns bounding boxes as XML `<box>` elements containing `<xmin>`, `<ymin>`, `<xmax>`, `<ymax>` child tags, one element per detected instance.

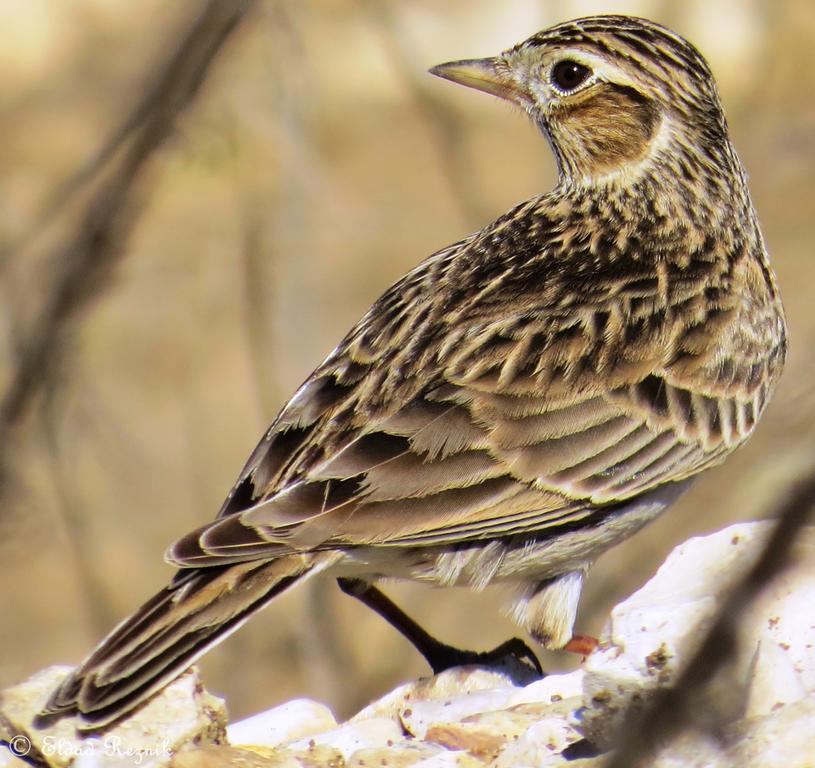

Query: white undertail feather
<box><xmin>508</xmin><ymin>569</ymin><xmax>586</xmax><ymax>648</ymax></box>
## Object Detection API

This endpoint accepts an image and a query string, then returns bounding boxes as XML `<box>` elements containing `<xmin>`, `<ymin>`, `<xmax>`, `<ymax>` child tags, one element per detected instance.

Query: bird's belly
<box><xmin>336</xmin><ymin>479</ymin><xmax>692</xmax><ymax>590</ymax></box>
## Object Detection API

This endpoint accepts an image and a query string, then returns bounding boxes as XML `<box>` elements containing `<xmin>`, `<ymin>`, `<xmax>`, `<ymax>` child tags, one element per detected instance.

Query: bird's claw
<box><xmin>425</xmin><ymin>636</ymin><xmax>543</xmax><ymax>678</ymax></box>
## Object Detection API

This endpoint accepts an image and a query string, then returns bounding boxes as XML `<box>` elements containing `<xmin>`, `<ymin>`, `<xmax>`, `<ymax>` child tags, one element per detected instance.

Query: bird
<box><xmin>40</xmin><ymin>14</ymin><xmax>786</xmax><ymax>729</ymax></box>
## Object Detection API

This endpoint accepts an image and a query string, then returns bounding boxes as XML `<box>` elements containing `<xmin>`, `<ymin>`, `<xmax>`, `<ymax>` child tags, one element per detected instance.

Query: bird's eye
<box><xmin>551</xmin><ymin>60</ymin><xmax>592</xmax><ymax>92</ymax></box>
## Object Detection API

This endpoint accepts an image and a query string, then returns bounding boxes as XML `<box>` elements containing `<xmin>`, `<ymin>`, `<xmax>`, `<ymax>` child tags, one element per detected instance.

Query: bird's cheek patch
<box><xmin>559</xmin><ymin>85</ymin><xmax>661</xmax><ymax>174</ymax></box>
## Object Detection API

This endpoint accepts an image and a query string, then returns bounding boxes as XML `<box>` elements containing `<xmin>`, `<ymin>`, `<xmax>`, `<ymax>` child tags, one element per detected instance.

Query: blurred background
<box><xmin>0</xmin><ymin>0</ymin><xmax>813</xmax><ymax>722</ymax></box>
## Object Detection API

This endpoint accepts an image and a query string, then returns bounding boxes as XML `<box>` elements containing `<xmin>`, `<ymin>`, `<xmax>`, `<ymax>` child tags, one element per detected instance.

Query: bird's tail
<box><xmin>38</xmin><ymin>553</ymin><xmax>335</xmax><ymax>729</ymax></box>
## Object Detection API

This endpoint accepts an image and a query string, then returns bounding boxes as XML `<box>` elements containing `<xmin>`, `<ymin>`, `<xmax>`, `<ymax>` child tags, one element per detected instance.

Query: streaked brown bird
<box><xmin>41</xmin><ymin>14</ymin><xmax>786</xmax><ymax>728</ymax></box>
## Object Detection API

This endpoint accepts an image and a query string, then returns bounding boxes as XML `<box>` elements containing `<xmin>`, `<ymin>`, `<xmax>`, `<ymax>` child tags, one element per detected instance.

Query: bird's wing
<box><xmin>168</xmin><ymin>237</ymin><xmax>776</xmax><ymax>566</ymax></box>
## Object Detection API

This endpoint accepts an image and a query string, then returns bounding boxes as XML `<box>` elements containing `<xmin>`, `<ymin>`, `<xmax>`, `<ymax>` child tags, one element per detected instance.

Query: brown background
<box><xmin>0</xmin><ymin>0</ymin><xmax>813</xmax><ymax>721</ymax></box>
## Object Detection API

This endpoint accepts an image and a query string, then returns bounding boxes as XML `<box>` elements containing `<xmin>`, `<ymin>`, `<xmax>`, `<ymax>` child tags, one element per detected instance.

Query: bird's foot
<box><xmin>335</xmin><ymin>578</ymin><xmax>544</xmax><ymax>679</ymax></box>
<box><xmin>424</xmin><ymin>635</ymin><xmax>544</xmax><ymax>678</ymax></box>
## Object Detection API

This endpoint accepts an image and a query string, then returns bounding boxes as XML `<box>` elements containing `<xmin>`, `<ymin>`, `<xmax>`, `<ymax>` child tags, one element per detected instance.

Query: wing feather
<box><xmin>168</xmin><ymin>228</ymin><xmax>782</xmax><ymax>568</ymax></box>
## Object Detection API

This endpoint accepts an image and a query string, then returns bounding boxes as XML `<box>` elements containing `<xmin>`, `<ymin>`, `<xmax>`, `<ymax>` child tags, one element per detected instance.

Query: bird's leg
<box><xmin>336</xmin><ymin>577</ymin><xmax>543</xmax><ymax>676</ymax></box>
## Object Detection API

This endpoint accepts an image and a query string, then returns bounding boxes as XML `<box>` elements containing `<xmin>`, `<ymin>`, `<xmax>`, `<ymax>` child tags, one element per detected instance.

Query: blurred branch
<box><xmin>239</xmin><ymin>208</ymin><xmax>278</xmax><ymax>418</ymax></box>
<box><xmin>0</xmin><ymin>90</ymin><xmax>146</xmax><ymax>271</ymax></box>
<box><xmin>606</xmin><ymin>473</ymin><xmax>815</xmax><ymax>768</ymax></box>
<box><xmin>0</xmin><ymin>0</ymin><xmax>258</xmax><ymax>483</ymax></box>
<box><xmin>361</xmin><ymin>1</ymin><xmax>491</xmax><ymax>229</ymax></box>
<box><xmin>0</xmin><ymin>5</ymin><xmax>257</xmax><ymax>270</ymax></box>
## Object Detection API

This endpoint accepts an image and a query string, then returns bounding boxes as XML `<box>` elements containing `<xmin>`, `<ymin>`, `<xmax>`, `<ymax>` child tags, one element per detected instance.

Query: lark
<box><xmin>41</xmin><ymin>15</ymin><xmax>786</xmax><ymax>727</ymax></box>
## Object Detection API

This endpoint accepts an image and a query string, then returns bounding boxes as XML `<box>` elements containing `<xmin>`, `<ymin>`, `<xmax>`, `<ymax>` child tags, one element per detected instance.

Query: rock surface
<box><xmin>2</xmin><ymin>522</ymin><xmax>814</xmax><ymax>767</ymax></box>
<box><xmin>225</xmin><ymin>699</ymin><xmax>337</xmax><ymax>748</ymax></box>
<box><xmin>0</xmin><ymin>666</ymin><xmax>226</xmax><ymax>767</ymax></box>
<box><xmin>580</xmin><ymin>521</ymin><xmax>815</xmax><ymax>751</ymax></box>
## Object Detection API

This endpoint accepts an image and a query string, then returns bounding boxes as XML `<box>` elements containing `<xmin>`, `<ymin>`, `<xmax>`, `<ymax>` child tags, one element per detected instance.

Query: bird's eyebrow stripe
<box><xmin>524</xmin><ymin>30</ymin><xmax>715</xmax><ymax>117</ymax></box>
<box><xmin>524</xmin><ymin>19</ymin><xmax>712</xmax><ymax>88</ymax></box>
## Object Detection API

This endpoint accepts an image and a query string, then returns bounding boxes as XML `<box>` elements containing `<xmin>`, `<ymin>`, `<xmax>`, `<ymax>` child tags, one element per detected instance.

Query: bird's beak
<box><xmin>429</xmin><ymin>57</ymin><xmax>524</xmax><ymax>104</ymax></box>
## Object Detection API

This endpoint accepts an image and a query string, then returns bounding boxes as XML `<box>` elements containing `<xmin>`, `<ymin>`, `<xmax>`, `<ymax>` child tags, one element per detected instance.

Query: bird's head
<box><xmin>431</xmin><ymin>15</ymin><xmax>734</xmax><ymax>189</ymax></box>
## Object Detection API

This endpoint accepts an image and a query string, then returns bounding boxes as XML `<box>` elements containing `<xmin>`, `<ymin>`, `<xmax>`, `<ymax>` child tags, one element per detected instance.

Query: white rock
<box><xmin>492</xmin><ymin>718</ymin><xmax>583</xmax><ymax>767</ymax></box>
<box><xmin>747</xmin><ymin>640</ymin><xmax>806</xmax><ymax>719</ymax></box>
<box><xmin>0</xmin><ymin>666</ymin><xmax>225</xmax><ymax>768</ymax></box>
<box><xmin>398</xmin><ymin>670</ymin><xmax>583</xmax><ymax>739</ymax></box>
<box><xmin>506</xmin><ymin>670</ymin><xmax>584</xmax><ymax>707</ymax></box>
<box><xmin>581</xmin><ymin>522</ymin><xmax>815</xmax><ymax>748</ymax></box>
<box><xmin>0</xmin><ymin>747</ymin><xmax>29</xmax><ymax>767</ymax></box>
<box><xmin>351</xmin><ymin>666</ymin><xmax>525</xmax><ymax>724</ymax></box>
<box><xmin>399</xmin><ymin>685</ymin><xmax>519</xmax><ymax>739</ymax></box>
<box><xmin>725</xmin><ymin>697</ymin><xmax>815</xmax><ymax>768</ymax></box>
<box><xmin>285</xmin><ymin>715</ymin><xmax>404</xmax><ymax>761</ymax></box>
<box><xmin>647</xmin><ymin>697</ymin><xmax>815</xmax><ymax>768</ymax></box>
<box><xmin>742</xmin><ymin>534</ymin><xmax>815</xmax><ymax>718</ymax></box>
<box><xmin>410</xmin><ymin>751</ymin><xmax>484</xmax><ymax>768</ymax></box>
<box><xmin>346</xmin><ymin>741</ymin><xmax>444</xmax><ymax>767</ymax></box>
<box><xmin>10</xmin><ymin>523</ymin><xmax>813</xmax><ymax>768</ymax></box>
<box><xmin>227</xmin><ymin>698</ymin><xmax>336</xmax><ymax>748</ymax></box>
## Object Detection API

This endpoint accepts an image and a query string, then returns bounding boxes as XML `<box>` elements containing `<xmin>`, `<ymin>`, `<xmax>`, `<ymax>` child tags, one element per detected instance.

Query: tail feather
<box><xmin>39</xmin><ymin>552</ymin><xmax>338</xmax><ymax>729</ymax></box>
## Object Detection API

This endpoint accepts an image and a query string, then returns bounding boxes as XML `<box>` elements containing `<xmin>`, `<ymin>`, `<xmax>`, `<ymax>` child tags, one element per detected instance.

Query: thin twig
<box><xmin>0</xmin><ymin>0</ymin><xmax>258</xmax><ymax>483</ymax></box>
<box><xmin>605</xmin><ymin>473</ymin><xmax>815</xmax><ymax>767</ymax></box>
